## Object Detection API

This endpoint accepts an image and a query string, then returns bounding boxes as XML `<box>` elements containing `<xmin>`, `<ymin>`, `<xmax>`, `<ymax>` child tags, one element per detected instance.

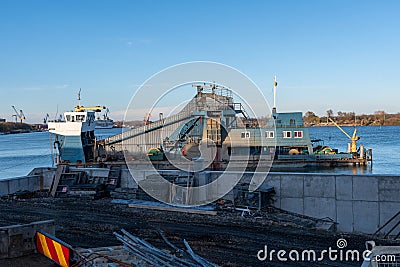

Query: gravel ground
<box><xmin>0</xmin><ymin>197</ymin><xmax>398</xmax><ymax>267</ymax></box>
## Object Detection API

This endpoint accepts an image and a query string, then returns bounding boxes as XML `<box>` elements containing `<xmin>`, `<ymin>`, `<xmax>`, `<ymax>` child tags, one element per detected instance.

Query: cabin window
<box><xmin>283</xmin><ymin>131</ymin><xmax>292</xmax><ymax>138</ymax></box>
<box><xmin>241</xmin><ymin>132</ymin><xmax>250</xmax><ymax>139</ymax></box>
<box><xmin>265</xmin><ymin>131</ymin><xmax>274</xmax><ymax>138</ymax></box>
<box><xmin>276</xmin><ymin>120</ymin><xmax>282</xmax><ymax>124</ymax></box>
<box><xmin>76</xmin><ymin>115</ymin><xmax>86</xmax><ymax>122</ymax></box>
<box><xmin>294</xmin><ymin>131</ymin><xmax>303</xmax><ymax>138</ymax></box>
<box><xmin>66</xmin><ymin>115</ymin><xmax>71</xmax><ymax>122</ymax></box>
<box><xmin>290</xmin><ymin>119</ymin><xmax>295</xmax><ymax>125</ymax></box>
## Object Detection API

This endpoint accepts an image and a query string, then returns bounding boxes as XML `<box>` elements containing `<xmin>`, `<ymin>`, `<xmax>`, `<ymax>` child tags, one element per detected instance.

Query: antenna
<box><xmin>77</xmin><ymin>88</ymin><xmax>81</xmax><ymax>107</ymax></box>
<box><xmin>273</xmin><ymin>75</ymin><xmax>277</xmax><ymax>113</ymax></box>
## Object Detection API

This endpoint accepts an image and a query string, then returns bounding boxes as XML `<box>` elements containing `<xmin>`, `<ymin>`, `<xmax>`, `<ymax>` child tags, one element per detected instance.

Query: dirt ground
<box><xmin>0</xmin><ymin>197</ymin><xmax>398</xmax><ymax>267</ymax></box>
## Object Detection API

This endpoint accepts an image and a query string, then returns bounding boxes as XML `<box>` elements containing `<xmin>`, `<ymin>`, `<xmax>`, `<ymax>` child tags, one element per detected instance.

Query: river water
<box><xmin>0</xmin><ymin>126</ymin><xmax>399</xmax><ymax>179</ymax></box>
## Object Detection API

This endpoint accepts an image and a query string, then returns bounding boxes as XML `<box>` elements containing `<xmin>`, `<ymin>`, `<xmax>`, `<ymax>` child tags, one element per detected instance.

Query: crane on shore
<box><xmin>11</xmin><ymin>106</ymin><xmax>26</xmax><ymax>123</ymax></box>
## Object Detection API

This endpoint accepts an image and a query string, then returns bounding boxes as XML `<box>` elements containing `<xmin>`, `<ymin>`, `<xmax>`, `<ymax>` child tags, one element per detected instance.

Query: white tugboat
<box><xmin>48</xmin><ymin>90</ymin><xmax>103</xmax><ymax>163</ymax></box>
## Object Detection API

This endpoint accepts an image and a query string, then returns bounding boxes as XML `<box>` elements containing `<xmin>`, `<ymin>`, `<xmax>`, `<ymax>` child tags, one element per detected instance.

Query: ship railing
<box><xmin>278</xmin><ymin>154</ymin><xmax>353</xmax><ymax>160</ymax></box>
<box><xmin>275</xmin><ymin>124</ymin><xmax>305</xmax><ymax>128</ymax></box>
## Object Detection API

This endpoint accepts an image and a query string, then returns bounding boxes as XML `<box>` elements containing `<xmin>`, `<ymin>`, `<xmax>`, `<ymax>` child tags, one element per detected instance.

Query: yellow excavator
<box><xmin>328</xmin><ymin>117</ymin><xmax>360</xmax><ymax>153</ymax></box>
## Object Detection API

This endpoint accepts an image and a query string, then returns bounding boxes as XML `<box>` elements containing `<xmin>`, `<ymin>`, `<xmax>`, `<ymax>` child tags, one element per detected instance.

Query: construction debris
<box><xmin>73</xmin><ymin>229</ymin><xmax>218</xmax><ymax>267</ymax></box>
<box><xmin>114</xmin><ymin>229</ymin><xmax>217</xmax><ymax>267</ymax></box>
<box><xmin>113</xmin><ymin>199</ymin><xmax>217</xmax><ymax>215</ymax></box>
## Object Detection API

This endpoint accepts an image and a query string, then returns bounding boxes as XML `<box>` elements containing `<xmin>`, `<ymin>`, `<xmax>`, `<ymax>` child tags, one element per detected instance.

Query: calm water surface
<box><xmin>0</xmin><ymin>126</ymin><xmax>399</xmax><ymax>179</ymax></box>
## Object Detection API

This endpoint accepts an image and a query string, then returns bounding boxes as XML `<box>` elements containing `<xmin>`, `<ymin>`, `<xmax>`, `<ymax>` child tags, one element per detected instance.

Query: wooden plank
<box><xmin>128</xmin><ymin>204</ymin><xmax>217</xmax><ymax>215</ymax></box>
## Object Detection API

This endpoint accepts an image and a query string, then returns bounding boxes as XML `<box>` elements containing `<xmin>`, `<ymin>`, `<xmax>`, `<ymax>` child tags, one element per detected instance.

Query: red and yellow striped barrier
<box><xmin>35</xmin><ymin>231</ymin><xmax>72</xmax><ymax>267</ymax></box>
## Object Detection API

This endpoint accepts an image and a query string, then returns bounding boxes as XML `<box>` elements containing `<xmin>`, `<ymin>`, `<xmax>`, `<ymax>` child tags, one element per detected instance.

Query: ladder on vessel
<box><xmin>50</xmin><ymin>165</ymin><xmax>66</xmax><ymax>197</ymax></box>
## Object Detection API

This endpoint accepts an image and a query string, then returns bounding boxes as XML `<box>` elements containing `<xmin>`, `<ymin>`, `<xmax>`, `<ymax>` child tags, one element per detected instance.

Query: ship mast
<box><xmin>272</xmin><ymin>75</ymin><xmax>277</xmax><ymax>113</ymax></box>
<box><xmin>77</xmin><ymin>88</ymin><xmax>81</xmax><ymax>107</ymax></box>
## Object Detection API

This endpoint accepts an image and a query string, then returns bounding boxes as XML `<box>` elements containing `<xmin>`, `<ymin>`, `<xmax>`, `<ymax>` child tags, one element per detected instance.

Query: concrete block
<box><xmin>353</xmin><ymin>201</ymin><xmax>379</xmax><ymax>234</ymax></box>
<box><xmin>336</xmin><ymin>176</ymin><xmax>353</xmax><ymax>200</ymax></box>
<box><xmin>281</xmin><ymin>175</ymin><xmax>304</xmax><ymax>198</ymax></box>
<box><xmin>7</xmin><ymin>179</ymin><xmax>20</xmax><ymax>194</ymax></box>
<box><xmin>0</xmin><ymin>181</ymin><xmax>9</xmax><ymax>196</ymax></box>
<box><xmin>353</xmin><ymin>177</ymin><xmax>378</xmax><ymax>201</ymax></box>
<box><xmin>379</xmin><ymin>177</ymin><xmax>400</xmax><ymax>202</ymax></box>
<box><xmin>28</xmin><ymin>176</ymin><xmax>39</xmax><ymax>191</ymax></box>
<box><xmin>304</xmin><ymin>175</ymin><xmax>335</xmax><ymax>198</ymax></box>
<box><xmin>378</xmin><ymin>202</ymin><xmax>400</xmax><ymax>234</ymax></box>
<box><xmin>0</xmin><ymin>220</ymin><xmax>55</xmax><ymax>259</ymax></box>
<box><xmin>40</xmin><ymin>169</ymin><xmax>56</xmax><ymax>189</ymax></box>
<box><xmin>336</xmin><ymin>201</ymin><xmax>354</xmax><ymax>232</ymax></box>
<box><xmin>281</xmin><ymin>197</ymin><xmax>304</xmax><ymax>214</ymax></box>
<box><xmin>304</xmin><ymin>197</ymin><xmax>336</xmax><ymax>219</ymax></box>
<box><xmin>18</xmin><ymin>177</ymin><xmax>29</xmax><ymax>191</ymax></box>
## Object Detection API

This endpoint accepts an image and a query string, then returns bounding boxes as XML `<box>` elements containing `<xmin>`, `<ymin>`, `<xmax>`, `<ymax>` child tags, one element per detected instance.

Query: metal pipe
<box><xmin>384</xmin><ymin>219</ymin><xmax>400</xmax><ymax>239</ymax></box>
<box><xmin>373</xmin><ymin>211</ymin><xmax>400</xmax><ymax>236</ymax></box>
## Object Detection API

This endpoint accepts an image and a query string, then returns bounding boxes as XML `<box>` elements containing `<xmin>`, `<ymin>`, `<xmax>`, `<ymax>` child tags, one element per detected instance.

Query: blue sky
<box><xmin>0</xmin><ymin>0</ymin><xmax>399</xmax><ymax>123</ymax></box>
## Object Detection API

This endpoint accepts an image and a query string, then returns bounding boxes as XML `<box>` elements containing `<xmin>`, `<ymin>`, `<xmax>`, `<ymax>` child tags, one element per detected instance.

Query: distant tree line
<box><xmin>303</xmin><ymin>110</ymin><xmax>400</xmax><ymax>126</ymax></box>
<box><xmin>115</xmin><ymin>110</ymin><xmax>400</xmax><ymax>128</ymax></box>
<box><xmin>0</xmin><ymin>122</ymin><xmax>33</xmax><ymax>133</ymax></box>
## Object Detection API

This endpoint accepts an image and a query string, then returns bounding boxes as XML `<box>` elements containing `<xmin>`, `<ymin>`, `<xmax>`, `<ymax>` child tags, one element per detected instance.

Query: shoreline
<box><xmin>305</xmin><ymin>124</ymin><xmax>399</xmax><ymax>127</ymax></box>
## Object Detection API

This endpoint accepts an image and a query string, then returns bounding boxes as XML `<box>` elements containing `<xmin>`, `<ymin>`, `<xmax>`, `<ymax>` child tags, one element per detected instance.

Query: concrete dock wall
<box><xmin>259</xmin><ymin>173</ymin><xmax>400</xmax><ymax>234</ymax></box>
<box><xmin>0</xmin><ymin>175</ymin><xmax>42</xmax><ymax>197</ymax></box>
<box><xmin>203</xmin><ymin>171</ymin><xmax>400</xmax><ymax>234</ymax></box>
<box><xmin>117</xmin><ymin>169</ymin><xmax>400</xmax><ymax>234</ymax></box>
<box><xmin>0</xmin><ymin>167</ymin><xmax>55</xmax><ymax>197</ymax></box>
